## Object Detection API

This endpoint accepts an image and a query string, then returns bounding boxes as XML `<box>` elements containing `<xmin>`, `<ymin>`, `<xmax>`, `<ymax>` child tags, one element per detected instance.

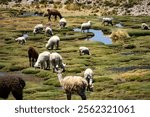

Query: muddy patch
<box><xmin>0</xmin><ymin>71</ymin><xmax>43</xmax><ymax>83</ymax></box>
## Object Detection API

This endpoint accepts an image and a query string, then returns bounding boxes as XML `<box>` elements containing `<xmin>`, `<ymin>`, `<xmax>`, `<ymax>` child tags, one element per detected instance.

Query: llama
<box><xmin>28</xmin><ymin>47</ymin><xmax>39</xmax><ymax>67</ymax></box>
<box><xmin>50</xmin><ymin>52</ymin><xmax>65</xmax><ymax>72</ymax></box>
<box><xmin>55</xmin><ymin>70</ymin><xmax>88</xmax><ymax>100</ymax></box>
<box><xmin>45</xmin><ymin>35</ymin><xmax>60</xmax><ymax>50</ymax></box>
<box><xmin>81</xmin><ymin>21</ymin><xmax>91</xmax><ymax>33</ymax></box>
<box><xmin>47</xmin><ymin>9</ymin><xmax>63</xmax><ymax>21</ymax></box>
<box><xmin>0</xmin><ymin>75</ymin><xmax>25</xmax><ymax>100</ymax></box>
<box><xmin>84</xmin><ymin>68</ymin><xmax>94</xmax><ymax>91</ymax></box>
<box><xmin>79</xmin><ymin>47</ymin><xmax>90</xmax><ymax>55</ymax></box>
<box><xmin>102</xmin><ymin>17</ymin><xmax>113</xmax><ymax>26</ymax></box>
<box><xmin>34</xmin><ymin>51</ymin><xmax>50</xmax><ymax>70</ymax></box>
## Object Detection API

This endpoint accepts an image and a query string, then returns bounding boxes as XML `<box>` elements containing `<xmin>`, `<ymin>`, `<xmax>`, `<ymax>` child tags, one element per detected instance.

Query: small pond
<box><xmin>74</xmin><ymin>28</ymin><xmax>112</xmax><ymax>44</ymax></box>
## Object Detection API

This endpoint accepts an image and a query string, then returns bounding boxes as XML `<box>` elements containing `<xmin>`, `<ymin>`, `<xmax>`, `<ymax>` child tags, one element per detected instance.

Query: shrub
<box><xmin>110</xmin><ymin>29</ymin><xmax>130</xmax><ymax>43</ymax></box>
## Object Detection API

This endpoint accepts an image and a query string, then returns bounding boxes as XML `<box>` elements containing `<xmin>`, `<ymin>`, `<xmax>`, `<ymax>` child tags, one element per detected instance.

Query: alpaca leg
<box><xmin>46</xmin><ymin>60</ymin><xmax>50</xmax><ymax>69</ymax></box>
<box><xmin>54</xmin><ymin>15</ymin><xmax>57</xmax><ymax>21</ymax></box>
<box><xmin>29</xmin><ymin>58</ymin><xmax>32</xmax><ymax>67</ymax></box>
<box><xmin>77</xmin><ymin>91</ymin><xmax>86</xmax><ymax>100</ymax></box>
<box><xmin>56</xmin><ymin>41</ymin><xmax>59</xmax><ymax>50</ymax></box>
<box><xmin>66</xmin><ymin>91</ymin><xmax>71</xmax><ymax>100</ymax></box>
<box><xmin>12</xmin><ymin>90</ymin><xmax>23</xmax><ymax>100</ymax></box>
<box><xmin>0</xmin><ymin>88</ymin><xmax>10</xmax><ymax>99</ymax></box>
<box><xmin>31</xmin><ymin>58</ymin><xmax>34</xmax><ymax>67</ymax></box>
<box><xmin>48</xmin><ymin>14</ymin><xmax>51</xmax><ymax>21</ymax></box>
<box><xmin>51</xmin><ymin>45</ymin><xmax>54</xmax><ymax>50</ymax></box>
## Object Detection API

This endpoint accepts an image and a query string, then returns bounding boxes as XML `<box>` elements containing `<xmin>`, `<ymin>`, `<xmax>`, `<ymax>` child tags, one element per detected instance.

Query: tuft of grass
<box><xmin>22</xmin><ymin>68</ymin><xmax>41</xmax><ymax>74</ymax></box>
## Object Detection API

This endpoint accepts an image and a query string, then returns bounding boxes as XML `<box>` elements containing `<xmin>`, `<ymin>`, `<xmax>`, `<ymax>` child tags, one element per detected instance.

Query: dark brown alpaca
<box><xmin>28</xmin><ymin>47</ymin><xmax>39</xmax><ymax>67</ymax></box>
<box><xmin>47</xmin><ymin>9</ymin><xmax>63</xmax><ymax>21</ymax></box>
<box><xmin>0</xmin><ymin>75</ymin><xmax>25</xmax><ymax>100</ymax></box>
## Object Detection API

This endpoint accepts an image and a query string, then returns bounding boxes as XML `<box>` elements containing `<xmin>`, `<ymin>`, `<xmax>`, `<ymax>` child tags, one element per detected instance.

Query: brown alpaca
<box><xmin>0</xmin><ymin>75</ymin><xmax>25</xmax><ymax>100</ymax></box>
<box><xmin>28</xmin><ymin>47</ymin><xmax>39</xmax><ymax>67</ymax></box>
<box><xmin>47</xmin><ymin>9</ymin><xmax>63</xmax><ymax>21</ymax></box>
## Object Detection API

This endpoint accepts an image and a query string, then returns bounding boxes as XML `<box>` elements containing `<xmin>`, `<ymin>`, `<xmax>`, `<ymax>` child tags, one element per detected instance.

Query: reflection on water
<box><xmin>74</xmin><ymin>28</ymin><xmax>112</xmax><ymax>44</ymax></box>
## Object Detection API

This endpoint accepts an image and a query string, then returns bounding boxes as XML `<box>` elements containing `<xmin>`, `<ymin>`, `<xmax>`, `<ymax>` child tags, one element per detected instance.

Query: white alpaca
<box><xmin>102</xmin><ymin>17</ymin><xmax>113</xmax><ymax>26</ymax></box>
<box><xmin>45</xmin><ymin>35</ymin><xmax>60</xmax><ymax>50</ymax></box>
<box><xmin>81</xmin><ymin>21</ymin><xmax>91</xmax><ymax>32</ymax></box>
<box><xmin>50</xmin><ymin>52</ymin><xmax>65</xmax><ymax>72</ymax></box>
<box><xmin>33</xmin><ymin>24</ymin><xmax>44</xmax><ymax>34</ymax></box>
<box><xmin>15</xmin><ymin>34</ymin><xmax>29</xmax><ymax>45</ymax></box>
<box><xmin>55</xmin><ymin>70</ymin><xmax>88</xmax><ymax>100</ymax></box>
<box><xmin>59</xmin><ymin>18</ymin><xmax>67</xmax><ymax>28</ymax></box>
<box><xmin>141</xmin><ymin>23</ymin><xmax>150</xmax><ymax>30</ymax></box>
<box><xmin>79</xmin><ymin>47</ymin><xmax>90</xmax><ymax>55</ymax></box>
<box><xmin>34</xmin><ymin>51</ymin><xmax>50</xmax><ymax>69</ymax></box>
<box><xmin>45</xmin><ymin>26</ymin><xmax>53</xmax><ymax>36</ymax></box>
<box><xmin>84</xmin><ymin>68</ymin><xmax>94</xmax><ymax>91</ymax></box>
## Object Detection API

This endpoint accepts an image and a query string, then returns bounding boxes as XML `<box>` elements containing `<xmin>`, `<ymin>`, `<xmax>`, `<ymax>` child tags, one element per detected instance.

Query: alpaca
<box><xmin>15</xmin><ymin>34</ymin><xmax>29</xmax><ymax>45</ymax></box>
<box><xmin>55</xmin><ymin>70</ymin><xmax>87</xmax><ymax>100</ymax></box>
<box><xmin>0</xmin><ymin>75</ymin><xmax>25</xmax><ymax>100</ymax></box>
<box><xmin>45</xmin><ymin>26</ymin><xmax>53</xmax><ymax>36</ymax></box>
<box><xmin>79</xmin><ymin>47</ymin><xmax>90</xmax><ymax>55</ymax></box>
<box><xmin>47</xmin><ymin>9</ymin><xmax>63</xmax><ymax>21</ymax></box>
<box><xmin>141</xmin><ymin>23</ymin><xmax>150</xmax><ymax>30</ymax></box>
<box><xmin>84</xmin><ymin>68</ymin><xmax>94</xmax><ymax>91</ymax></box>
<box><xmin>34</xmin><ymin>51</ymin><xmax>50</xmax><ymax>70</ymax></box>
<box><xmin>33</xmin><ymin>24</ymin><xmax>44</xmax><ymax>34</ymax></box>
<box><xmin>81</xmin><ymin>21</ymin><xmax>91</xmax><ymax>33</ymax></box>
<box><xmin>50</xmin><ymin>52</ymin><xmax>65</xmax><ymax>72</ymax></box>
<box><xmin>45</xmin><ymin>35</ymin><xmax>60</xmax><ymax>50</ymax></box>
<box><xmin>102</xmin><ymin>17</ymin><xmax>113</xmax><ymax>26</ymax></box>
<box><xmin>28</xmin><ymin>47</ymin><xmax>39</xmax><ymax>67</ymax></box>
<box><xmin>59</xmin><ymin>18</ymin><xmax>67</xmax><ymax>28</ymax></box>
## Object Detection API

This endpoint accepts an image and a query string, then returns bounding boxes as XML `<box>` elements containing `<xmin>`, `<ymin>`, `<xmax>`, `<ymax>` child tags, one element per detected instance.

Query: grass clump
<box><xmin>22</xmin><ymin>68</ymin><xmax>41</xmax><ymax>74</ymax></box>
<box><xmin>110</xmin><ymin>29</ymin><xmax>130</xmax><ymax>43</ymax></box>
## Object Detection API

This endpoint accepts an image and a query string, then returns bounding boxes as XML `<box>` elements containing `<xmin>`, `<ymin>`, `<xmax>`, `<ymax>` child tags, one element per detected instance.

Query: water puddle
<box><xmin>0</xmin><ymin>71</ymin><xmax>43</xmax><ymax>83</ymax></box>
<box><xmin>74</xmin><ymin>28</ymin><xmax>112</xmax><ymax>44</ymax></box>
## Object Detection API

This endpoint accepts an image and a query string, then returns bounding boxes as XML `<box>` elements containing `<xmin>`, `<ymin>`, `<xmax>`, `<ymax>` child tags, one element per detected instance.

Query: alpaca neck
<box><xmin>57</xmin><ymin>73</ymin><xmax>63</xmax><ymax>86</ymax></box>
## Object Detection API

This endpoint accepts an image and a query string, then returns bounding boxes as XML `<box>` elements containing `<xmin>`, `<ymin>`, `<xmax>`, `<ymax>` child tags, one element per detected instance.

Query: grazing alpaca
<box><xmin>59</xmin><ymin>18</ymin><xmax>67</xmax><ymax>28</ymax></box>
<box><xmin>102</xmin><ymin>18</ymin><xmax>113</xmax><ymax>26</ymax></box>
<box><xmin>50</xmin><ymin>52</ymin><xmax>65</xmax><ymax>72</ymax></box>
<box><xmin>28</xmin><ymin>47</ymin><xmax>39</xmax><ymax>67</ymax></box>
<box><xmin>33</xmin><ymin>24</ymin><xmax>44</xmax><ymax>34</ymax></box>
<box><xmin>45</xmin><ymin>26</ymin><xmax>53</xmax><ymax>36</ymax></box>
<box><xmin>47</xmin><ymin>9</ymin><xmax>63</xmax><ymax>21</ymax></box>
<box><xmin>81</xmin><ymin>21</ymin><xmax>91</xmax><ymax>33</ymax></box>
<box><xmin>55</xmin><ymin>70</ymin><xmax>87</xmax><ymax>100</ymax></box>
<box><xmin>0</xmin><ymin>75</ymin><xmax>25</xmax><ymax>100</ymax></box>
<box><xmin>79</xmin><ymin>47</ymin><xmax>90</xmax><ymax>55</ymax></box>
<box><xmin>45</xmin><ymin>35</ymin><xmax>60</xmax><ymax>50</ymax></box>
<box><xmin>84</xmin><ymin>68</ymin><xmax>94</xmax><ymax>91</ymax></box>
<box><xmin>15</xmin><ymin>34</ymin><xmax>29</xmax><ymax>45</ymax></box>
<box><xmin>34</xmin><ymin>51</ymin><xmax>50</xmax><ymax>70</ymax></box>
<box><xmin>141</xmin><ymin>23</ymin><xmax>150</xmax><ymax>30</ymax></box>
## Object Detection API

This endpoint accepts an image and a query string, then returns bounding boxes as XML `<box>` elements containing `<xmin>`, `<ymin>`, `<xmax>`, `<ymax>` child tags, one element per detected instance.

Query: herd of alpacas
<box><xmin>0</xmin><ymin>8</ymin><xmax>149</xmax><ymax>100</ymax></box>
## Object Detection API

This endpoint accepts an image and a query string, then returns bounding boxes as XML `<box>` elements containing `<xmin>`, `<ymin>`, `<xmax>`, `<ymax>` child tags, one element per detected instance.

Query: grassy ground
<box><xmin>0</xmin><ymin>8</ymin><xmax>150</xmax><ymax>100</ymax></box>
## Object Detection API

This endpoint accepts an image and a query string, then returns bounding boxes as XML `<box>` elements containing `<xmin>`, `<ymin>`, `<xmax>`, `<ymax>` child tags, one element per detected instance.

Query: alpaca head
<box><xmin>34</xmin><ymin>62</ymin><xmax>40</xmax><ymax>68</ymax></box>
<box><xmin>87</xmin><ymin>75</ymin><xmax>94</xmax><ymax>92</ymax></box>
